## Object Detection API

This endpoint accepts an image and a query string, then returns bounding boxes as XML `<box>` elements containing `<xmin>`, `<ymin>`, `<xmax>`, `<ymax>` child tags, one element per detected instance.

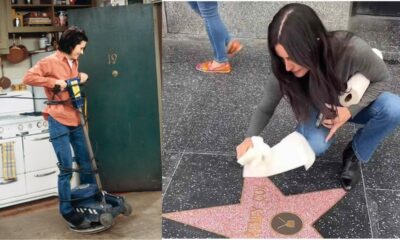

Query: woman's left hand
<box><xmin>322</xmin><ymin>106</ymin><xmax>352</xmax><ymax>142</ymax></box>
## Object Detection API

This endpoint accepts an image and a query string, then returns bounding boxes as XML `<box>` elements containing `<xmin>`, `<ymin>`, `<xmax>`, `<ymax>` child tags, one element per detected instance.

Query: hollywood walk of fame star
<box><xmin>163</xmin><ymin>178</ymin><xmax>346</xmax><ymax>238</ymax></box>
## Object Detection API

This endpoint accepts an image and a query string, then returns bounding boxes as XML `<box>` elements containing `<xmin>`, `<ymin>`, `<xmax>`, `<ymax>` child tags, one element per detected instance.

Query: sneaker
<box><xmin>227</xmin><ymin>40</ymin><xmax>243</xmax><ymax>57</ymax></box>
<box><xmin>67</xmin><ymin>218</ymin><xmax>92</xmax><ymax>230</ymax></box>
<box><xmin>195</xmin><ymin>61</ymin><xmax>231</xmax><ymax>73</ymax></box>
<box><xmin>68</xmin><ymin>220</ymin><xmax>109</xmax><ymax>234</ymax></box>
<box><xmin>63</xmin><ymin>211</ymin><xmax>91</xmax><ymax>229</ymax></box>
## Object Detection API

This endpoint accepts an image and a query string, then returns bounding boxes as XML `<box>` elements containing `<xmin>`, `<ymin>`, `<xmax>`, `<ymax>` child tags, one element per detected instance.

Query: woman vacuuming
<box><xmin>23</xmin><ymin>27</ymin><xmax>94</xmax><ymax>229</ymax></box>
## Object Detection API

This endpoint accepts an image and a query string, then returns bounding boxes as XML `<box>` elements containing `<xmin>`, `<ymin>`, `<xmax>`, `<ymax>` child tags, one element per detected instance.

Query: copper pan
<box><xmin>0</xmin><ymin>58</ymin><xmax>11</xmax><ymax>90</ymax></box>
<box><xmin>6</xmin><ymin>34</ymin><xmax>27</xmax><ymax>64</ymax></box>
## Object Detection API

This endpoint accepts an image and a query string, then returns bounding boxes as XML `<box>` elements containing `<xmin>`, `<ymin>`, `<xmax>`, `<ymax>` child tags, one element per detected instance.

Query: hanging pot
<box><xmin>17</xmin><ymin>36</ymin><xmax>29</xmax><ymax>59</ymax></box>
<box><xmin>0</xmin><ymin>59</ymin><xmax>11</xmax><ymax>90</ymax></box>
<box><xmin>6</xmin><ymin>34</ymin><xmax>26</xmax><ymax>64</ymax></box>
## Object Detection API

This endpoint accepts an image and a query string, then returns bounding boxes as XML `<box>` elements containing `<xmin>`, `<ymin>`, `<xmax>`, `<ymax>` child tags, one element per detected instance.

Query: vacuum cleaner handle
<box><xmin>52</xmin><ymin>76</ymin><xmax>86</xmax><ymax>93</ymax></box>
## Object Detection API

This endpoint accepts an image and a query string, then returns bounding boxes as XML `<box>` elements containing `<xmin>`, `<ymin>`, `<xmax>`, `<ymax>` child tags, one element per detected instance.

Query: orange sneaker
<box><xmin>195</xmin><ymin>61</ymin><xmax>231</xmax><ymax>73</ymax></box>
<box><xmin>227</xmin><ymin>40</ymin><xmax>243</xmax><ymax>57</ymax></box>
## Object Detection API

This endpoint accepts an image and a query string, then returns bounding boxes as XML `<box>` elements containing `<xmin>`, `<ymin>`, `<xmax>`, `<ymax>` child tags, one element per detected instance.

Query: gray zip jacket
<box><xmin>246</xmin><ymin>34</ymin><xmax>390</xmax><ymax>137</ymax></box>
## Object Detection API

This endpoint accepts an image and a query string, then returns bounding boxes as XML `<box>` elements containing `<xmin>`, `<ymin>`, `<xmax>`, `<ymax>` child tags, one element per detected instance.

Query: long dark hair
<box><xmin>268</xmin><ymin>3</ymin><xmax>350</xmax><ymax>121</ymax></box>
<box><xmin>58</xmin><ymin>26</ymin><xmax>88</xmax><ymax>54</ymax></box>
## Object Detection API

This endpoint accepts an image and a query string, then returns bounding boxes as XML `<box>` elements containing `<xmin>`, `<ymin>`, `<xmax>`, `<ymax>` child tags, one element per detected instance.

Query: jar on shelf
<box><xmin>13</xmin><ymin>14</ymin><xmax>22</xmax><ymax>27</ymax></box>
<box><xmin>25</xmin><ymin>0</ymin><xmax>32</xmax><ymax>4</ymax></box>
<box><xmin>39</xmin><ymin>35</ymin><xmax>49</xmax><ymax>49</ymax></box>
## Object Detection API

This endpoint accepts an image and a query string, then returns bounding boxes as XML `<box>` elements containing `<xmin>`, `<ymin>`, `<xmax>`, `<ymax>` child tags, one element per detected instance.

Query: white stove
<box><xmin>0</xmin><ymin>90</ymin><xmax>58</xmax><ymax>208</ymax></box>
<box><xmin>0</xmin><ymin>91</ymin><xmax>48</xmax><ymax>139</ymax></box>
<box><xmin>0</xmin><ymin>115</ymin><xmax>48</xmax><ymax>139</ymax></box>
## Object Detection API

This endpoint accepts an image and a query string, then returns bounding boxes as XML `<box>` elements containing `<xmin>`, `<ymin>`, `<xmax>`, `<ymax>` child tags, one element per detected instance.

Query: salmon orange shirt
<box><xmin>23</xmin><ymin>50</ymin><xmax>81</xmax><ymax>126</ymax></box>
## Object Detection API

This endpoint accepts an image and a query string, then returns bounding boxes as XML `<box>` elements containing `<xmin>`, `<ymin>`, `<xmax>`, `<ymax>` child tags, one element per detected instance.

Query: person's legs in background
<box><xmin>188</xmin><ymin>1</ymin><xmax>242</xmax><ymax>73</ymax></box>
<box><xmin>197</xmin><ymin>2</ymin><xmax>230</xmax><ymax>64</ymax></box>
<box><xmin>188</xmin><ymin>1</ymin><xmax>201</xmax><ymax>16</ymax></box>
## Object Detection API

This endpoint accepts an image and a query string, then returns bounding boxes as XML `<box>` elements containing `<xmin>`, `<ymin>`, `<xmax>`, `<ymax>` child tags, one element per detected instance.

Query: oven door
<box><xmin>23</xmin><ymin>133</ymin><xmax>58</xmax><ymax>194</ymax></box>
<box><xmin>0</xmin><ymin>137</ymin><xmax>26</xmax><ymax>200</ymax></box>
<box><xmin>23</xmin><ymin>133</ymin><xmax>58</xmax><ymax>173</ymax></box>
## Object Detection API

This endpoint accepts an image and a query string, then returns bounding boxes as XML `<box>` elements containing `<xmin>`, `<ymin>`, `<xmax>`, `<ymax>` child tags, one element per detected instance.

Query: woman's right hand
<box><xmin>236</xmin><ymin>137</ymin><xmax>253</xmax><ymax>159</ymax></box>
<box><xmin>55</xmin><ymin>79</ymin><xmax>67</xmax><ymax>90</ymax></box>
<box><xmin>79</xmin><ymin>72</ymin><xmax>89</xmax><ymax>83</ymax></box>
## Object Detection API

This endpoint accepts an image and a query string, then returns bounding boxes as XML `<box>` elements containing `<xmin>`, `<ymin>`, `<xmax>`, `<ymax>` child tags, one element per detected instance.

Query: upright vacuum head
<box><xmin>69</xmin><ymin>184</ymin><xmax>132</xmax><ymax>233</ymax></box>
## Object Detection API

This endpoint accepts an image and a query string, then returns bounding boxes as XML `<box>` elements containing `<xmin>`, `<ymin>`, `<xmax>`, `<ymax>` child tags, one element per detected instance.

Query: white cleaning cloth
<box><xmin>237</xmin><ymin>132</ymin><xmax>315</xmax><ymax>177</ymax></box>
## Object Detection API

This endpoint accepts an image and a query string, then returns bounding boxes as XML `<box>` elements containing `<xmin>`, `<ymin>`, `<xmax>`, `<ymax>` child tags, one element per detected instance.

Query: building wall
<box><xmin>163</xmin><ymin>2</ymin><xmax>352</xmax><ymax>39</ymax></box>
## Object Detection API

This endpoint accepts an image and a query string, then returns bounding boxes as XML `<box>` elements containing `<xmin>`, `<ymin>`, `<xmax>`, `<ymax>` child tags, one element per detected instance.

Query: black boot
<box><xmin>341</xmin><ymin>141</ymin><xmax>361</xmax><ymax>191</ymax></box>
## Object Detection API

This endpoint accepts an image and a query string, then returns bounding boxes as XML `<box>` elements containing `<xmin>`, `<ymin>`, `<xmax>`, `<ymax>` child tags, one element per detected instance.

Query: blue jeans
<box><xmin>296</xmin><ymin>92</ymin><xmax>400</xmax><ymax>163</ymax></box>
<box><xmin>188</xmin><ymin>1</ymin><xmax>231</xmax><ymax>63</ymax></box>
<box><xmin>48</xmin><ymin>116</ymin><xmax>96</xmax><ymax>215</ymax></box>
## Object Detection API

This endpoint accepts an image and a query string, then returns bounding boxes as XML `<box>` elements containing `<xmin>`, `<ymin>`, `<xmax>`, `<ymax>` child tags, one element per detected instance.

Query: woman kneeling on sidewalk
<box><xmin>237</xmin><ymin>3</ymin><xmax>400</xmax><ymax>191</ymax></box>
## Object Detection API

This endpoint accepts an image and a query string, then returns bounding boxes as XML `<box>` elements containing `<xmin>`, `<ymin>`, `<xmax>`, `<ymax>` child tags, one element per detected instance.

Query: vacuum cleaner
<box><xmin>53</xmin><ymin>77</ymin><xmax>132</xmax><ymax>234</ymax></box>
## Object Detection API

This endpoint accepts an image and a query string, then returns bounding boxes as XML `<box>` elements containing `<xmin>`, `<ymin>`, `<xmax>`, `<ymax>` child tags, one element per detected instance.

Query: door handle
<box><xmin>17</xmin><ymin>131</ymin><xmax>29</xmax><ymax>136</ymax></box>
<box><xmin>0</xmin><ymin>179</ymin><xmax>17</xmax><ymax>185</ymax></box>
<box><xmin>31</xmin><ymin>136</ymin><xmax>50</xmax><ymax>141</ymax></box>
<box><xmin>34</xmin><ymin>170</ymin><xmax>56</xmax><ymax>177</ymax></box>
<box><xmin>143</xmin><ymin>0</ymin><xmax>161</xmax><ymax>3</ymax></box>
<box><xmin>112</xmin><ymin>70</ymin><xmax>119</xmax><ymax>77</ymax></box>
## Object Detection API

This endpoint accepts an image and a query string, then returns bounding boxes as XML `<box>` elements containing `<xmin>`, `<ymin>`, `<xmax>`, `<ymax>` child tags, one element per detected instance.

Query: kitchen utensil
<box><xmin>18</xmin><ymin>36</ymin><xmax>30</xmax><ymax>59</ymax></box>
<box><xmin>11</xmin><ymin>84</ymin><xmax>27</xmax><ymax>91</ymax></box>
<box><xmin>0</xmin><ymin>59</ymin><xmax>12</xmax><ymax>90</ymax></box>
<box><xmin>6</xmin><ymin>34</ymin><xmax>26</xmax><ymax>64</ymax></box>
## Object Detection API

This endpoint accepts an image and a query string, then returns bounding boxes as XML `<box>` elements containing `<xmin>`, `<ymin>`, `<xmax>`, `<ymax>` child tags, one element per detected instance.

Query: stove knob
<box><xmin>0</xmin><ymin>127</ymin><xmax>3</xmax><ymax>134</ymax></box>
<box><xmin>37</xmin><ymin>121</ymin><xmax>42</xmax><ymax>128</ymax></box>
<box><xmin>43</xmin><ymin>121</ymin><xmax>48</xmax><ymax>128</ymax></box>
<box><xmin>18</xmin><ymin>124</ymin><xmax>23</xmax><ymax>131</ymax></box>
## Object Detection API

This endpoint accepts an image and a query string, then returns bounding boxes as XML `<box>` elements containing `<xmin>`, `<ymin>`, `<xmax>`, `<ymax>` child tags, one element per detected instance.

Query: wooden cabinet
<box><xmin>5</xmin><ymin>0</ymin><xmax>95</xmax><ymax>33</ymax></box>
<box><xmin>0</xmin><ymin>1</ymin><xmax>9</xmax><ymax>54</ymax></box>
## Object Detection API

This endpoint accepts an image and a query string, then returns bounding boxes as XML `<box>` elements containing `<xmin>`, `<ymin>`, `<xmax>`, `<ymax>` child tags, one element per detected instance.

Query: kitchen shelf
<box><xmin>9</xmin><ymin>26</ymin><xmax>66</xmax><ymax>33</ymax></box>
<box><xmin>54</xmin><ymin>5</ymin><xmax>92</xmax><ymax>8</ymax></box>
<box><xmin>11</xmin><ymin>4</ymin><xmax>53</xmax><ymax>8</ymax></box>
<box><xmin>6</xmin><ymin>1</ymin><xmax>96</xmax><ymax>34</ymax></box>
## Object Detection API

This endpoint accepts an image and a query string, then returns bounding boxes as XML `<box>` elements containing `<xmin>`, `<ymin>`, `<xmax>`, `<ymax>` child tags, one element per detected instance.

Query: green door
<box><xmin>69</xmin><ymin>4</ymin><xmax>161</xmax><ymax>192</ymax></box>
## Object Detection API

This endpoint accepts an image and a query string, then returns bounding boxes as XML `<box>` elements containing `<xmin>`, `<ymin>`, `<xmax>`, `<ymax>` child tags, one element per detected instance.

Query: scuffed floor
<box><xmin>0</xmin><ymin>191</ymin><xmax>161</xmax><ymax>239</ymax></box>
